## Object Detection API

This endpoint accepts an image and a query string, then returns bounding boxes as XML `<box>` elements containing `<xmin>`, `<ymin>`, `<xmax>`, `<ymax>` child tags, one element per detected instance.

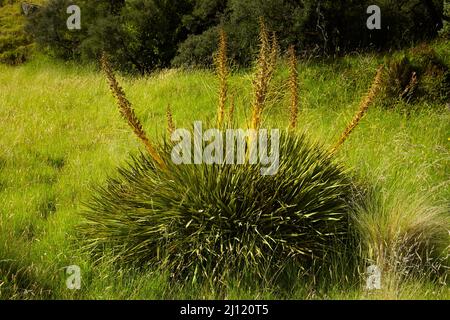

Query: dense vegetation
<box><xmin>0</xmin><ymin>0</ymin><xmax>448</xmax><ymax>300</ymax></box>
<box><xmin>0</xmin><ymin>39</ymin><xmax>448</xmax><ymax>299</ymax></box>
<box><xmin>22</xmin><ymin>0</ymin><xmax>449</xmax><ymax>72</ymax></box>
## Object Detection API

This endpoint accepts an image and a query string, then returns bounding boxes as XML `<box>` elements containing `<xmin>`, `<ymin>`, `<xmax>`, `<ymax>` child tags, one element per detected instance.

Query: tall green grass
<box><xmin>0</xmin><ymin>41</ymin><xmax>449</xmax><ymax>299</ymax></box>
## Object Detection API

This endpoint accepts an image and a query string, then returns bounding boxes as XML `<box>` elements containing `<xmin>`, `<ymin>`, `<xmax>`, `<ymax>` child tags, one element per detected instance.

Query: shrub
<box><xmin>28</xmin><ymin>0</ymin><xmax>192</xmax><ymax>73</ymax></box>
<box><xmin>174</xmin><ymin>0</ymin><xmax>447</xmax><ymax>67</ymax></box>
<box><xmin>81</xmin><ymin>133</ymin><xmax>359</xmax><ymax>283</ymax></box>
<box><xmin>172</xmin><ymin>27</ymin><xmax>220</xmax><ymax>68</ymax></box>
<box><xmin>439</xmin><ymin>1</ymin><xmax>450</xmax><ymax>39</ymax></box>
<box><xmin>0</xmin><ymin>2</ymin><xmax>33</xmax><ymax>65</ymax></box>
<box><xmin>379</xmin><ymin>45</ymin><xmax>450</xmax><ymax>107</ymax></box>
<box><xmin>409</xmin><ymin>44</ymin><xmax>450</xmax><ymax>103</ymax></box>
<box><xmin>379</xmin><ymin>56</ymin><xmax>417</xmax><ymax>106</ymax></box>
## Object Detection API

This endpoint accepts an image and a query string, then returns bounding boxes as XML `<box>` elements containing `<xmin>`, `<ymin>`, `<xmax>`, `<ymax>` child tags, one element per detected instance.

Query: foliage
<box><xmin>439</xmin><ymin>1</ymin><xmax>450</xmax><ymax>39</ymax></box>
<box><xmin>174</xmin><ymin>0</ymin><xmax>447</xmax><ymax>67</ymax></box>
<box><xmin>27</xmin><ymin>0</ymin><xmax>192</xmax><ymax>73</ymax></box>
<box><xmin>379</xmin><ymin>44</ymin><xmax>450</xmax><ymax>107</ymax></box>
<box><xmin>0</xmin><ymin>2</ymin><xmax>34</xmax><ymax>65</ymax></box>
<box><xmin>81</xmin><ymin>133</ymin><xmax>359</xmax><ymax>283</ymax></box>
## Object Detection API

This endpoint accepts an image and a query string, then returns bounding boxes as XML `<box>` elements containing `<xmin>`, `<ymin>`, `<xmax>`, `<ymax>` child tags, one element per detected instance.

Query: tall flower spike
<box><xmin>166</xmin><ymin>104</ymin><xmax>175</xmax><ymax>136</ymax></box>
<box><xmin>215</xmin><ymin>28</ymin><xmax>229</xmax><ymax>128</ymax></box>
<box><xmin>100</xmin><ymin>53</ymin><xmax>166</xmax><ymax>168</ymax></box>
<box><xmin>330</xmin><ymin>66</ymin><xmax>384</xmax><ymax>155</ymax></box>
<box><xmin>268</xmin><ymin>32</ymin><xmax>279</xmax><ymax>78</ymax></box>
<box><xmin>250</xmin><ymin>18</ymin><xmax>273</xmax><ymax>130</ymax></box>
<box><xmin>288</xmin><ymin>45</ymin><xmax>299</xmax><ymax>130</ymax></box>
<box><xmin>228</xmin><ymin>93</ymin><xmax>235</xmax><ymax>128</ymax></box>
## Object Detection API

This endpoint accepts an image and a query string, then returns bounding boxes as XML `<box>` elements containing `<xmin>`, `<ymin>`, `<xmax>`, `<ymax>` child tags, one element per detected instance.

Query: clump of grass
<box><xmin>410</xmin><ymin>44</ymin><xmax>450</xmax><ymax>104</ymax></box>
<box><xmin>379</xmin><ymin>56</ymin><xmax>418</xmax><ymax>106</ymax></box>
<box><xmin>354</xmin><ymin>185</ymin><xmax>449</xmax><ymax>291</ymax></box>
<box><xmin>81</xmin><ymin>132</ymin><xmax>359</xmax><ymax>284</ymax></box>
<box><xmin>330</xmin><ymin>66</ymin><xmax>383</xmax><ymax>154</ymax></box>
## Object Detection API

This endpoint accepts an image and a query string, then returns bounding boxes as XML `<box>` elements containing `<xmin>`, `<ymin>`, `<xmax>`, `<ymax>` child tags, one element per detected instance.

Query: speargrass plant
<box><xmin>80</xmin><ymin>22</ymin><xmax>364</xmax><ymax>288</ymax></box>
<box><xmin>81</xmin><ymin>132</ymin><xmax>359</xmax><ymax>284</ymax></box>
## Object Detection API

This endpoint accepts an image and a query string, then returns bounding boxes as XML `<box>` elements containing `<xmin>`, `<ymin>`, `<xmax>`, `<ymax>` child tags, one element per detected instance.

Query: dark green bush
<box><xmin>409</xmin><ymin>44</ymin><xmax>450</xmax><ymax>103</ymax></box>
<box><xmin>379</xmin><ymin>44</ymin><xmax>450</xmax><ymax>107</ymax></box>
<box><xmin>174</xmin><ymin>0</ymin><xmax>447</xmax><ymax>67</ymax></box>
<box><xmin>28</xmin><ymin>0</ymin><xmax>192</xmax><ymax>73</ymax></box>
<box><xmin>81</xmin><ymin>132</ymin><xmax>360</xmax><ymax>283</ymax></box>
<box><xmin>439</xmin><ymin>2</ymin><xmax>450</xmax><ymax>39</ymax></box>
<box><xmin>26</xmin><ymin>0</ymin><xmax>447</xmax><ymax>71</ymax></box>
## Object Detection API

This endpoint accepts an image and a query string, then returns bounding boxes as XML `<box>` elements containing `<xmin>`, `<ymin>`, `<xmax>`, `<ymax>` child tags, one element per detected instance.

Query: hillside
<box><xmin>0</xmin><ymin>38</ymin><xmax>449</xmax><ymax>299</ymax></box>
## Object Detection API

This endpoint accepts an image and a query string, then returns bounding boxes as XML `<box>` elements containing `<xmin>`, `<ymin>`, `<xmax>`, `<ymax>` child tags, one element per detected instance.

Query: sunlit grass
<box><xmin>0</xmin><ymin>42</ymin><xmax>449</xmax><ymax>299</ymax></box>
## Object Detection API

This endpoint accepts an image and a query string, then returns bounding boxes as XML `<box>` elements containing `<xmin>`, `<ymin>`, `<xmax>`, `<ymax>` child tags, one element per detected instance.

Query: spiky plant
<box><xmin>83</xmin><ymin>27</ymin><xmax>362</xmax><ymax>287</ymax></box>
<box><xmin>81</xmin><ymin>132</ymin><xmax>358</xmax><ymax>283</ymax></box>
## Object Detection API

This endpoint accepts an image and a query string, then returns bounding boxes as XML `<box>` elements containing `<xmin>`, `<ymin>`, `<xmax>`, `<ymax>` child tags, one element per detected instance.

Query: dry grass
<box><xmin>354</xmin><ymin>186</ymin><xmax>449</xmax><ymax>293</ymax></box>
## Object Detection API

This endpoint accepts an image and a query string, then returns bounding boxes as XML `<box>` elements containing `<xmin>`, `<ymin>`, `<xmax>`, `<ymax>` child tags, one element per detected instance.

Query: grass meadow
<box><xmin>0</xmin><ymin>40</ymin><xmax>449</xmax><ymax>299</ymax></box>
